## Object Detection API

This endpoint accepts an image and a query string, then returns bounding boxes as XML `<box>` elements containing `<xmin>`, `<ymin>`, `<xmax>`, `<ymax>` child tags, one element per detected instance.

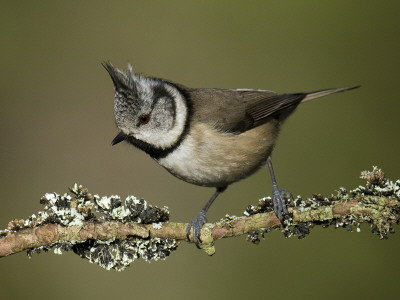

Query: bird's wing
<box><xmin>236</xmin><ymin>89</ymin><xmax>307</xmax><ymax>129</ymax></box>
<box><xmin>188</xmin><ymin>87</ymin><xmax>306</xmax><ymax>134</ymax></box>
<box><xmin>187</xmin><ymin>86</ymin><xmax>358</xmax><ymax>134</ymax></box>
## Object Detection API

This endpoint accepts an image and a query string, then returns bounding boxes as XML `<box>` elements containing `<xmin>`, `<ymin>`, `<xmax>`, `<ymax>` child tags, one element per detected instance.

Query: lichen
<box><xmin>244</xmin><ymin>166</ymin><xmax>399</xmax><ymax>243</ymax></box>
<box><xmin>0</xmin><ymin>184</ymin><xmax>178</xmax><ymax>271</ymax></box>
<box><xmin>72</xmin><ymin>237</ymin><xmax>178</xmax><ymax>271</ymax></box>
<box><xmin>1</xmin><ymin>167</ymin><xmax>397</xmax><ymax>262</ymax></box>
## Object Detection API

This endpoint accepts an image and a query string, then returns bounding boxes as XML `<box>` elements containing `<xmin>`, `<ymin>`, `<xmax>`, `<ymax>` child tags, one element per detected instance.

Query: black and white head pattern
<box><xmin>104</xmin><ymin>63</ymin><xmax>189</xmax><ymax>158</ymax></box>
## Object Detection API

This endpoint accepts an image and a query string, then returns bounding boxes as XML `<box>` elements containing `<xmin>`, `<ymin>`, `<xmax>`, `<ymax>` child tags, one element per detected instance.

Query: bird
<box><xmin>103</xmin><ymin>62</ymin><xmax>359</xmax><ymax>247</ymax></box>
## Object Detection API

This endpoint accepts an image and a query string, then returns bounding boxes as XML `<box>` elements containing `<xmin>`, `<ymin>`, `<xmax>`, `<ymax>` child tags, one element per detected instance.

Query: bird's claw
<box><xmin>186</xmin><ymin>210</ymin><xmax>207</xmax><ymax>248</ymax></box>
<box><xmin>272</xmin><ymin>185</ymin><xmax>291</xmax><ymax>223</ymax></box>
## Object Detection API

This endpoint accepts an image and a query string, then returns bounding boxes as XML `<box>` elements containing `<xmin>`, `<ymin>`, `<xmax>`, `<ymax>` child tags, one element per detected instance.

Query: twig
<box><xmin>0</xmin><ymin>167</ymin><xmax>399</xmax><ymax>271</ymax></box>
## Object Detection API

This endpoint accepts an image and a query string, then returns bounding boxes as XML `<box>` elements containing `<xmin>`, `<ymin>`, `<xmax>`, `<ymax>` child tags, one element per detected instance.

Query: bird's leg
<box><xmin>267</xmin><ymin>156</ymin><xmax>290</xmax><ymax>223</ymax></box>
<box><xmin>186</xmin><ymin>186</ymin><xmax>227</xmax><ymax>248</ymax></box>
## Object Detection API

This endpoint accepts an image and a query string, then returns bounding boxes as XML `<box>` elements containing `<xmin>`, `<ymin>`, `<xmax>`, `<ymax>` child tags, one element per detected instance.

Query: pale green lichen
<box><xmin>197</xmin><ymin>225</ymin><xmax>215</xmax><ymax>256</ymax></box>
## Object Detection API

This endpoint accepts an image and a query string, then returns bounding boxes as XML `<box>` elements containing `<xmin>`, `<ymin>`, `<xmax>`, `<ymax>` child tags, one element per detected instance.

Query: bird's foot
<box><xmin>272</xmin><ymin>184</ymin><xmax>292</xmax><ymax>224</ymax></box>
<box><xmin>186</xmin><ymin>210</ymin><xmax>207</xmax><ymax>248</ymax></box>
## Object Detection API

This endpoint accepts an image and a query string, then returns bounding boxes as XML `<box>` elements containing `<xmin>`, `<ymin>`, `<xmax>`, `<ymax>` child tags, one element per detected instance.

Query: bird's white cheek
<box><xmin>135</xmin><ymin>90</ymin><xmax>188</xmax><ymax>149</ymax></box>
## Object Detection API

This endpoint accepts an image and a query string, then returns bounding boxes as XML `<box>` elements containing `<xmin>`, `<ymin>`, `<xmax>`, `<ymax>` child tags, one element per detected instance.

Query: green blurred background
<box><xmin>1</xmin><ymin>1</ymin><xmax>399</xmax><ymax>299</ymax></box>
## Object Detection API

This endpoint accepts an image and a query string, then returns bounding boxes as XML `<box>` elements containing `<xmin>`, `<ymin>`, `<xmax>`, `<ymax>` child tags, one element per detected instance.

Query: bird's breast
<box><xmin>157</xmin><ymin>122</ymin><xmax>279</xmax><ymax>187</ymax></box>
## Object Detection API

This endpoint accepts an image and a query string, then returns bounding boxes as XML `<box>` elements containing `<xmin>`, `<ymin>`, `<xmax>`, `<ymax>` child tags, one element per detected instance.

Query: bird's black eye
<box><xmin>139</xmin><ymin>114</ymin><xmax>150</xmax><ymax>125</ymax></box>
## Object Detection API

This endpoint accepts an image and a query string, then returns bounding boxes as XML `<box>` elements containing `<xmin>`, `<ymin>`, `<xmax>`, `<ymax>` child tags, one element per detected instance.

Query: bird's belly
<box><xmin>157</xmin><ymin>122</ymin><xmax>279</xmax><ymax>187</ymax></box>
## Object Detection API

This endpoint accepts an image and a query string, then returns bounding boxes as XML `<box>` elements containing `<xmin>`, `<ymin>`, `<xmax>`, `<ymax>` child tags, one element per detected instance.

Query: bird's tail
<box><xmin>302</xmin><ymin>86</ymin><xmax>360</xmax><ymax>103</ymax></box>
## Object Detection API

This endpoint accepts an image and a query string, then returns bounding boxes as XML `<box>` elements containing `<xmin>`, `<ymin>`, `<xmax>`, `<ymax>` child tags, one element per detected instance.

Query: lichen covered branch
<box><xmin>0</xmin><ymin>167</ymin><xmax>399</xmax><ymax>270</ymax></box>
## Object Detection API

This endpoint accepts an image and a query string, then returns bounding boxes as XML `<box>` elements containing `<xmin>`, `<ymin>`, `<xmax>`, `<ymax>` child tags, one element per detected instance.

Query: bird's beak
<box><xmin>111</xmin><ymin>131</ymin><xmax>128</xmax><ymax>146</ymax></box>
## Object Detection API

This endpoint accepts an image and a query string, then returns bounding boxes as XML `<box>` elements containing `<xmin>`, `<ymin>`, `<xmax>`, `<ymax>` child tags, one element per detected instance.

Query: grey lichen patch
<box><xmin>1</xmin><ymin>184</ymin><xmax>178</xmax><ymax>271</ymax></box>
<box><xmin>2</xmin><ymin>187</ymin><xmax>95</xmax><ymax>234</ymax></box>
<box><xmin>218</xmin><ymin>214</ymin><xmax>239</xmax><ymax>227</ymax></box>
<box><xmin>244</xmin><ymin>196</ymin><xmax>274</xmax><ymax>217</ymax></box>
<box><xmin>243</xmin><ymin>166</ymin><xmax>399</xmax><ymax>243</ymax></box>
<box><xmin>94</xmin><ymin>194</ymin><xmax>169</xmax><ymax>224</ymax></box>
<box><xmin>72</xmin><ymin>237</ymin><xmax>178</xmax><ymax>271</ymax></box>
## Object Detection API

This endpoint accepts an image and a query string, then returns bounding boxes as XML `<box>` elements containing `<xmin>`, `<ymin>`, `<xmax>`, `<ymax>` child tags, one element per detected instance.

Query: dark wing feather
<box><xmin>236</xmin><ymin>89</ymin><xmax>306</xmax><ymax>130</ymax></box>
